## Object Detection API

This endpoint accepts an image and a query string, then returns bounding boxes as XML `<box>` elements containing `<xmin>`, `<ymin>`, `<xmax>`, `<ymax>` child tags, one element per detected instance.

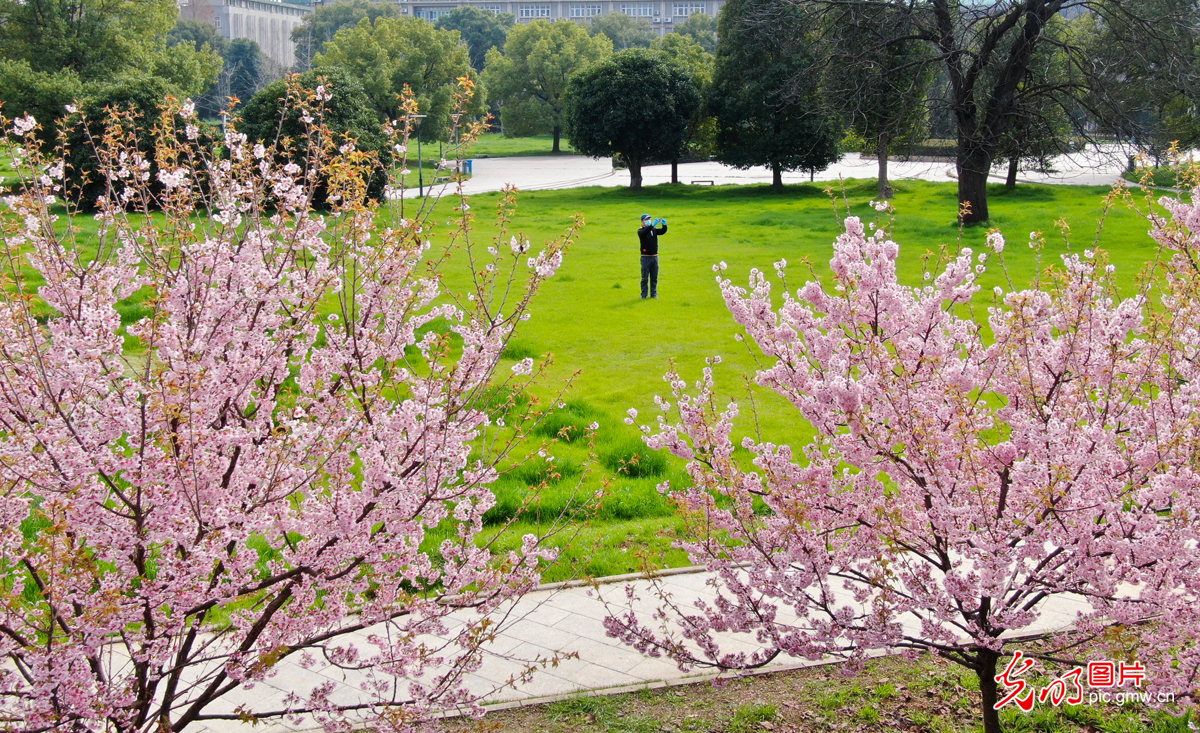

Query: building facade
<box><xmin>180</xmin><ymin>0</ymin><xmax>313</xmax><ymax>68</ymax></box>
<box><xmin>392</xmin><ymin>0</ymin><xmax>722</xmax><ymax>36</ymax></box>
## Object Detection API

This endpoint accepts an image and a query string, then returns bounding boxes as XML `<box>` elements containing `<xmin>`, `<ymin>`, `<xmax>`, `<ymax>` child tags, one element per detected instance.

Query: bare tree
<box><xmin>766</xmin><ymin>0</ymin><xmax>1198</xmax><ymax>222</ymax></box>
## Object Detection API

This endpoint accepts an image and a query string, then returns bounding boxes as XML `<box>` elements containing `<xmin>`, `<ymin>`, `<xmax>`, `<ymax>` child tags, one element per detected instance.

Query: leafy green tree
<box><xmin>150</xmin><ymin>40</ymin><xmax>225</xmax><ymax>101</ymax></box>
<box><xmin>566</xmin><ymin>49</ymin><xmax>701</xmax><ymax>188</ymax></box>
<box><xmin>651</xmin><ymin>32</ymin><xmax>716</xmax><ymax>179</ymax></box>
<box><xmin>0</xmin><ymin>0</ymin><xmax>177</xmax><ymax>81</ymax></box>
<box><xmin>821</xmin><ymin>2</ymin><xmax>933</xmax><ymax>198</ymax></box>
<box><xmin>61</xmin><ymin>75</ymin><xmax>186</xmax><ymax>208</ymax></box>
<box><xmin>437</xmin><ymin>7</ymin><xmax>514</xmax><ymax>71</ymax></box>
<box><xmin>483</xmin><ymin>20</ymin><xmax>611</xmax><ymax>152</ymax></box>
<box><xmin>588</xmin><ymin>12</ymin><xmax>656</xmax><ymax>51</ymax></box>
<box><xmin>709</xmin><ymin>0</ymin><xmax>841</xmax><ymax>190</ymax></box>
<box><xmin>673</xmin><ymin>13</ymin><xmax>717</xmax><ymax>53</ymax></box>
<box><xmin>241</xmin><ymin>67</ymin><xmax>392</xmax><ymax>204</ymax></box>
<box><xmin>290</xmin><ymin>0</ymin><xmax>405</xmax><ymax>72</ymax></box>
<box><xmin>219</xmin><ymin>39</ymin><xmax>267</xmax><ymax>109</ymax></box>
<box><xmin>316</xmin><ymin>16</ymin><xmax>479</xmax><ymax>141</ymax></box>
<box><xmin>0</xmin><ymin>61</ymin><xmax>83</xmax><ymax>149</ymax></box>
<box><xmin>168</xmin><ymin>19</ymin><xmax>229</xmax><ymax>57</ymax></box>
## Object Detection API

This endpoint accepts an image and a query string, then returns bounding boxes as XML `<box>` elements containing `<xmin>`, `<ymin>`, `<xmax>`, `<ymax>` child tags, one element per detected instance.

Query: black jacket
<box><xmin>638</xmin><ymin>223</ymin><xmax>667</xmax><ymax>256</ymax></box>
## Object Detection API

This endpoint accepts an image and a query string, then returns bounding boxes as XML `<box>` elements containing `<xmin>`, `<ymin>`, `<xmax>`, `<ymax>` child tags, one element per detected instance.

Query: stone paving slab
<box><xmin>183</xmin><ymin>567</ymin><xmax>1097</xmax><ymax>733</ymax></box>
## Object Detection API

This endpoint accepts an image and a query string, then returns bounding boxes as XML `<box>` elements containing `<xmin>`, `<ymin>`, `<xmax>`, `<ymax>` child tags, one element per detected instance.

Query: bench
<box><xmin>691</xmin><ymin>180</ymin><xmax>715</xmax><ymax>185</ymax></box>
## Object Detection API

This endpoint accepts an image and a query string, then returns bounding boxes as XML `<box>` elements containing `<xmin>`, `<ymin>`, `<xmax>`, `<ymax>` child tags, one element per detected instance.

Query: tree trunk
<box><xmin>957</xmin><ymin>144</ymin><xmax>991</xmax><ymax>224</ymax></box>
<box><xmin>552</xmin><ymin>125</ymin><xmax>561</xmax><ymax>154</ymax></box>
<box><xmin>977</xmin><ymin>650</ymin><xmax>1004</xmax><ymax>733</ymax></box>
<box><xmin>671</xmin><ymin>158</ymin><xmax>678</xmax><ymax>184</ymax></box>
<box><xmin>1006</xmin><ymin>157</ymin><xmax>1019</xmax><ymax>188</ymax></box>
<box><xmin>629</xmin><ymin>159</ymin><xmax>643</xmax><ymax>189</ymax></box>
<box><xmin>877</xmin><ymin>131</ymin><xmax>893</xmax><ymax>199</ymax></box>
<box><xmin>772</xmin><ymin>164</ymin><xmax>783</xmax><ymax>190</ymax></box>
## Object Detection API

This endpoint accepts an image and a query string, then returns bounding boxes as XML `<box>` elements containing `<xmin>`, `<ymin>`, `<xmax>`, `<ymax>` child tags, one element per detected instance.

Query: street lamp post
<box><xmin>407</xmin><ymin>113</ymin><xmax>427</xmax><ymax>197</ymax></box>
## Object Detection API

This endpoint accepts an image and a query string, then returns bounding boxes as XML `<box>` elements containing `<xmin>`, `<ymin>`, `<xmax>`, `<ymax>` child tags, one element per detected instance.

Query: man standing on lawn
<box><xmin>638</xmin><ymin>213</ymin><xmax>667</xmax><ymax>299</ymax></box>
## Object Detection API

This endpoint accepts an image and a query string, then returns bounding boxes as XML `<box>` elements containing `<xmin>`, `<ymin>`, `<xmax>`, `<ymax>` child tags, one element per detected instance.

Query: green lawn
<box><xmin>464</xmin><ymin>132</ymin><xmax>578</xmax><ymax>158</ymax></box>
<box><xmin>14</xmin><ymin>175</ymin><xmax>1177</xmax><ymax>582</ymax></box>
<box><xmin>421</xmin><ymin>178</ymin><xmax>1170</xmax><ymax>580</ymax></box>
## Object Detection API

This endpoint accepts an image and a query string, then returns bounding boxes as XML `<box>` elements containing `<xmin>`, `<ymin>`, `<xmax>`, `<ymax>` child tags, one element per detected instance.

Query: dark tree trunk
<box><xmin>629</xmin><ymin>158</ymin><xmax>643</xmax><ymax>189</ymax></box>
<box><xmin>772</xmin><ymin>163</ymin><xmax>783</xmax><ymax>190</ymax></box>
<box><xmin>877</xmin><ymin>131</ymin><xmax>893</xmax><ymax>199</ymax></box>
<box><xmin>671</xmin><ymin>158</ymin><xmax>678</xmax><ymax>184</ymax></box>
<box><xmin>976</xmin><ymin>650</ymin><xmax>1004</xmax><ymax>733</ymax></box>
<box><xmin>1006</xmin><ymin>157</ymin><xmax>1020</xmax><ymax>188</ymax></box>
<box><xmin>552</xmin><ymin>125</ymin><xmax>561</xmax><ymax>154</ymax></box>
<box><xmin>957</xmin><ymin>143</ymin><xmax>991</xmax><ymax>223</ymax></box>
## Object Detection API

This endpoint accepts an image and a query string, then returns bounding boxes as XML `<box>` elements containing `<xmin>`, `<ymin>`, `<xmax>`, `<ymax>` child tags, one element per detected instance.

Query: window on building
<box><xmin>621</xmin><ymin>2</ymin><xmax>654</xmax><ymax>15</ymax></box>
<box><xmin>480</xmin><ymin>4</ymin><xmax>505</xmax><ymax>12</ymax></box>
<box><xmin>673</xmin><ymin>2</ymin><xmax>705</xmax><ymax>15</ymax></box>
<box><xmin>519</xmin><ymin>4</ymin><xmax>551</xmax><ymax>16</ymax></box>
<box><xmin>422</xmin><ymin>7</ymin><xmax>454</xmax><ymax>19</ymax></box>
<box><xmin>570</xmin><ymin>3</ymin><xmax>601</xmax><ymax>16</ymax></box>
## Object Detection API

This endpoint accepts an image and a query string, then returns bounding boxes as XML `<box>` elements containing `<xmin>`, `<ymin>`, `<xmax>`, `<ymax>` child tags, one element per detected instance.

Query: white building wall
<box><xmin>390</xmin><ymin>0</ymin><xmax>723</xmax><ymax>36</ymax></box>
<box><xmin>183</xmin><ymin>0</ymin><xmax>312</xmax><ymax>68</ymax></box>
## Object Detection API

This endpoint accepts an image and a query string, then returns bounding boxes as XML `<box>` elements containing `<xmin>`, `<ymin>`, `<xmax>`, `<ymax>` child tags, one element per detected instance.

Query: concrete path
<box><xmin>411</xmin><ymin>144</ymin><xmax>1137</xmax><ymax>200</ymax></box>
<box><xmin>189</xmin><ymin>567</ymin><xmax>1099</xmax><ymax>733</ymax></box>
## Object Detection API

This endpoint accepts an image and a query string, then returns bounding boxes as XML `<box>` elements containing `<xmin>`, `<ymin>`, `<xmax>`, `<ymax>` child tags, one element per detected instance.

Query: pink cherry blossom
<box><xmin>610</xmin><ymin>204</ymin><xmax>1200</xmax><ymax>733</ymax></box>
<box><xmin>0</xmin><ymin>89</ymin><xmax>577</xmax><ymax>732</ymax></box>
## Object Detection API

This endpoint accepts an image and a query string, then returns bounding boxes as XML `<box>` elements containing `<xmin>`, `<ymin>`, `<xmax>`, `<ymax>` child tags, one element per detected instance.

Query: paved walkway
<box><xmin>412</xmin><ymin>145</ymin><xmax>1136</xmax><ymax>199</ymax></box>
<box><xmin>191</xmin><ymin>567</ymin><xmax>1100</xmax><ymax>733</ymax></box>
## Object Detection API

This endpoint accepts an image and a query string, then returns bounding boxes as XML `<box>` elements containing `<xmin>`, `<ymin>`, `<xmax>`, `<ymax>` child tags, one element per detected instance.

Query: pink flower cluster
<box><xmin>610</xmin><ymin>204</ymin><xmax>1200</xmax><ymax>720</ymax></box>
<box><xmin>0</xmin><ymin>95</ymin><xmax>572</xmax><ymax>731</ymax></box>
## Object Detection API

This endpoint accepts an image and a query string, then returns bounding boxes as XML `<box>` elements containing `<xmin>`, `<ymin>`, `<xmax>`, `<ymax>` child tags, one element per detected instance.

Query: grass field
<box><xmin>12</xmin><ymin>172</ymin><xmax>1179</xmax><ymax>581</ymax></box>
<box><xmin>422</xmin><ymin>178</ymin><xmax>1172</xmax><ymax>580</ymax></box>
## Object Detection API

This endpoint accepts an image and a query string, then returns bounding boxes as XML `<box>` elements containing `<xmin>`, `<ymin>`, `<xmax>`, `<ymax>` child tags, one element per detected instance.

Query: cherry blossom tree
<box><xmin>609</xmin><ymin>201</ymin><xmax>1200</xmax><ymax>733</ymax></box>
<box><xmin>0</xmin><ymin>80</ymin><xmax>580</xmax><ymax>732</ymax></box>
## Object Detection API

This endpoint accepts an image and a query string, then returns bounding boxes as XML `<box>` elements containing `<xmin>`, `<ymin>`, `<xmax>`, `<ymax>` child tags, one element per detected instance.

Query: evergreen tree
<box><xmin>437</xmin><ymin>6</ymin><xmax>514</xmax><ymax>71</ymax></box>
<box><xmin>709</xmin><ymin>0</ymin><xmax>841</xmax><ymax>190</ymax></box>
<box><xmin>484</xmin><ymin>20</ymin><xmax>611</xmax><ymax>151</ymax></box>
<box><xmin>566</xmin><ymin>49</ymin><xmax>701</xmax><ymax>188</ymax></box>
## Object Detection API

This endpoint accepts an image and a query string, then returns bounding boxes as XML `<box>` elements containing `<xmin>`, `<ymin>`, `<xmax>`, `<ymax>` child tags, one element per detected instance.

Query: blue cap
<box><xmin>641</xmin><ymin>213</ymin><xmax>651</xmax><ymax>222</ymax></box>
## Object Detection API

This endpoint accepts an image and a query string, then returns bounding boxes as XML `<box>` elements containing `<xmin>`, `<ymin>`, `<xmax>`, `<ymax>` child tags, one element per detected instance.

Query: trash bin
<box><xmin>464</xmin><ymin>159</ymin><xmax>473</xmax><ymax>174</ymax></box>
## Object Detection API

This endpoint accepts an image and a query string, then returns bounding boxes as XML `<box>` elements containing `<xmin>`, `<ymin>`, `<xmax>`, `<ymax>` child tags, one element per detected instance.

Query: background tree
<box><xmin>316</xmin><ymin>16</ymin><xmax>480</xmax><ymax>140</ymax></box>
<box><xmin>167</xmin><ymin>24</ymin><xmax>270</xmax><ymax>117</ymax></box>
<box><xmin>0</xmin><ymin>0</ymin><xmax>221</xmax><ymax>134</ymax></box>
<box><xmin>566</xmin><ymin>48</ymin><xmax>701</xmax><ymax>188</ymax></box>
<box><xmin>0</xmin><ymin>87</ymin><xmax>578</xmax><ymax>731</ymax></box>
<box><xmin>651</xmin><ymin>33</ymin><xmax>716</xmax><ymax>181</ymax></box>
<box><xmin>709</xmin><ymin>0</ymin><xmax>841</xmax><ymax>190</ymax></box>
<box><xmin>0</xmin><ymin>61</ymin><xmax>83</xmax><ymax>149</ymax></box>
<box><xmin>611</xmin><ymin>210</ymin><xmax>1200</xmax><ymax>733</ymax></box>
<box><xmin>673</xmin><ymin>13</ymin><xmax>718</xmax><ymax>53</ymax></box>
<box><xmin>167</xmin><ymin>18</ymin><xmax>229</xmax><ymax>57</ymax></box>
<box><xmin>219</xmin><ymin>38</ymin><xmax>269</xmax><ymax>109</ymax></box>
<box><xmin>1081</xmin><ymin>0</ymin><xmax>1200</xmax><ymax>166</ymax></box>
<box><xmin>588</xmin><ymin>12</ymin><xmax>656</xmax><ymax>51</ymax></box>
<box><xmin>59</xmin><ymin>75</ymin><xmax>190</xmax><ymax>208</ymax></box>
<box><xmin>290</xmin><ymin>0</ymin><xmax>404</xmax><ymax>72</ymax></box>
<box><xmin>484</xmin><ymin>20</ymin><xmax>611</xmax><ymax>152</ymax></box>
<box><xmin>241</xmin><ymin>67</ymin><xmax>392</xmax><ymax>203</ymax></box>
<box><xmin>795</xmin><ymin>0</ymin><xmax>1200</xmax><ymax>223</ymax></box>
<box><xmin>0</xmin><ymin>0</ymin><xmax>176</xmax><ymax>80</ymax></box>
<box><xmin>821</xmin><ymin>2</ymin><xmax>933</xmax><ymax>198</ymax></box>
<box><xmin>437</xmin><ymin>6</ymin><xmax>515</xmax><ymax>71</ymax></box>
